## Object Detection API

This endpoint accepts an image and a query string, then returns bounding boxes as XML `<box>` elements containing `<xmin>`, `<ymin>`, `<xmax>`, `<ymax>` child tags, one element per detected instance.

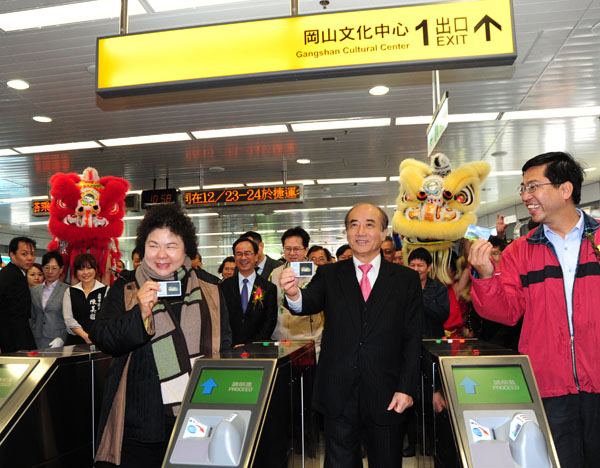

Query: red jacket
<box><xmin>471</xmin><ymin>213</ymin><xmax>600</xmax><ymax>398</ymax></box>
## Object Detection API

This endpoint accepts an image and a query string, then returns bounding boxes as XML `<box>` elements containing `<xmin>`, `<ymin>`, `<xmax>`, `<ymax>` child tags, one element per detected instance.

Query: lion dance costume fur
<box><xmin>47</xmin><ymin>167</ymin><xmax>129</xmax><ymax>285</ymax></box>
<box><xmin>392</xmin><ymin>154</ymin><xmax>489</xmax><ymax>284</ymax></box>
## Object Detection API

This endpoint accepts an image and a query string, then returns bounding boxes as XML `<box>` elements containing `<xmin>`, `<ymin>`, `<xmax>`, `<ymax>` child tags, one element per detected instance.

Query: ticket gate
<box><xmin>0</xmin><ymin>345</ymin><xmax>111</xmax><ymax>468</ymax></box>
<box><xmin>163</xmin><ymin>340</ymin><xmax>317</xmax><ymax>468</ymax></box>
<box><xmin>420</xmin><ymin>339</ymin><xmax>560</xmax><ymax>468</ymax></box>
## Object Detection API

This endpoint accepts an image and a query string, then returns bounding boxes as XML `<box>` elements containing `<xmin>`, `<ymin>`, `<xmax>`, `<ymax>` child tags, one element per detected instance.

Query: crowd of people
<box><xmin>0</xmin><ymin>151</ymin><xmax>597</xmax><ymax>468</ymax></box>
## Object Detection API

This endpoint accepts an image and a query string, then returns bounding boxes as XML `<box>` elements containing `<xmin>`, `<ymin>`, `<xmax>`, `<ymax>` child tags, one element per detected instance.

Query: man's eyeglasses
<box><xmin>235</xmin><ymin>251</ymin><xmax>255</xmax><ymax>258</ymax></box>
<box><xmin>517</xmin><ymin>182</ymin><xmax>555</xmax><ymax>196</ymax></box>
<box><xmin>284</xmin><ymin>247</ymin><xmax>304</xmax><ymax>253</ymax></box>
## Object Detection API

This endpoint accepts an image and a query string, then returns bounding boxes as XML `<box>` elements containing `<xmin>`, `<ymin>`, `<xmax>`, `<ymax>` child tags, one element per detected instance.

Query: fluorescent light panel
<box><xmin>291</xmin><ymin>118</ymin><xmax>391</xmax><ymax>132</ymax></box>
<box><xmin>198</xmin><ymin>232</ymin><xmax>234</xmax><ymax>236</ymax></box>
<box><xmin>192</xmin><ymin>125</ymin><xmax>288</xmax><ymax>139</ymax></box>
<box><xmin>0</xmin><ymin>149</ymin><xmax>19</xmax><ymax>156</ymax></box>
<box><xmin>489</xmin><ymin>170</ymin><xmax>522</xmax><ymax>176</ymax></box>
<box><xmin>502</xmin><ymin>107</ymin><xmax>600</xmax><ymax>120</ymax></box>
<box><xmin>148</xmin><ymin>0</ymin><xmax>252</xmax><ymax>13</ymax></box>
<box><xmin>448</xmin><ymin>113</ymin><xmax>499</xmax><ymax>122</ymax></box>
<box><xmin>288</xmin><ymin>179</ymin><xmax>315</xmax><ymax>185</ymax></box>
<box><xmin>16</xmin><ymin>141</ymin><xmax>101</xmax><ymax>154</ymax></box>
<box><xmin>188</xmin><ymin>213</ymin><xmax>219</xmax><ymax>217</ymax></box>
<box><xmin>317</xmin><ymin>177</ymin><xmax>386</xmax><ymax>184</ymax></box>
<box><xmin>246</xmin><ymin>181</ymin><xmax>283</xmax><ymax>187</ymax></box>
<box><xmin>202</xmin><ymin>184</ymin><xmax>244</xmax><ymax>189</ymax></box>
<box><xmin>100</xmin><ymin>133</ymin><xmax>191</xmax><ymax>147</ymax></box>
<box><xmin>274</xmin><ymin>208</ymin><xmax>328</xmax><ymax>213</ymax></box>
<box><xmin>0</xmin><ymin>195</ymin><xmax>48</xmax><ymax>204</ymax></box>
<box><xmin>395</xmin><ymin>116</ymin><xmax>431</xmax><ymax>125</ymax></box>
<box><xmin>27</xmin><ymin>221</ymin><xmax>49</xmax><ymax>226</ymax></box>
<box><xmin>0</xmin><ymin>0</ymin><xmax>146</xmax><ymax>32</ymax></box>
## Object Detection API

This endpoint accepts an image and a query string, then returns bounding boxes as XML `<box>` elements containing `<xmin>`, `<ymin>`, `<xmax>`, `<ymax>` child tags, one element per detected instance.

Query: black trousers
<box><xmin>543</xmin><ymin>392</ymin><xmax>600</xmax><ymax>468</ymax></box>
<box><xmin>323</xmin><ymin>385</ymin><xmax>405</xmax><ymax>468</ymax></box>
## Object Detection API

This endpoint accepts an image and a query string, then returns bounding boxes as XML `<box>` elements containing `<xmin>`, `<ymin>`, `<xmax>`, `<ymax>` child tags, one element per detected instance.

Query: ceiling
<box><xmin>0</xmin><ymin>0</ymin><xmax>599</xmax><ymax>271</ymax></box>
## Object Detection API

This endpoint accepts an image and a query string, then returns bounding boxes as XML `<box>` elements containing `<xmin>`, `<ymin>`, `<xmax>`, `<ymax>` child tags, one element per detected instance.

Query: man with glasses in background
<box><xmin>221</xmin><ymin>237</ymin><xmax>276</xmax><ymax>347</ymax></box>
<box><xmin>270</xmin><ymin>227</ymin><xmax>324</xmax><ymax>358</ymax></box>
<box><xmin>469</xmin><ymin>152</ymin><xmax>600</xmax><ymax>468</ymax></box>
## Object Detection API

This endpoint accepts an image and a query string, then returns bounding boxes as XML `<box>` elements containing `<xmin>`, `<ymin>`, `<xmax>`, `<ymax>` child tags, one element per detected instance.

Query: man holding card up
<box><xmin>469</xmin><ymin>152</ymin><xmax>600</xmax><ymax>468</ymax></box>
<box><xmin>280</xmin><ymin>203</ymin><xmax>423</xmax><ymax>468</ymax></box>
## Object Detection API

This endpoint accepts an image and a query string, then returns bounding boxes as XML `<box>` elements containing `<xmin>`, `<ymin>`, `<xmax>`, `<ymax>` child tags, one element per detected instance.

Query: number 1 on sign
<box><xmin>416</xmin><ymin>19</ymin><xmax>429</xmax><ymax>46</ymax></box>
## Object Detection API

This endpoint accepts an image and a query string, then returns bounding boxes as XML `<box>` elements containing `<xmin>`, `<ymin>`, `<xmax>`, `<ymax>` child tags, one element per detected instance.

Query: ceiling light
<box><xmin>0</xmin><ymin>195</ymin><xmax>48</xmax><ymax>204</ymax></box>
<box><xmin>291</xmin><ymin>118</ymin><xmax>391</xmax><ymax>132</ymax></box>
<box><xmin>202</xmin><ymin>255</ymin><xmax>228</xmax><ymax>259</ymax></box>
<box><xmin>192</xmin><ymin>125</ymin><xmax>288</xmax><ymax>139</ymax></box>
<box><xmin>320</xmin><ymin>227</ymin><xmax>345</xmax><ymax>231</ymax></box>
<box><xmin>180</xmin><ymin>186</ymin><xmax>200</xmax><ymax>190</ymax></box>
<box><xmin>584</xmin><ymin>167</ymin><xmax>597</xmax><ymax>172</ymax></box>
<box><xmin>198</xmin><ymin>232</ymin><xmax>234</xmax><ymax>236</ymax></box>
<box><xmin>329</xmin><ymin>206</ymin><xmax>353</xmax><ymax>211</ymax></box>
<box><xmin>386</xmin><ymin>205</ymin><xmax>397</xmax><ymax>209</ymax></box>
<box><xmin>33</xmin><ymin>116</ymin><xmax>52</xmax><ymax>123</ymax></box>
<box><xmin>118</xmin><ymin>236</ymin><xmax>137</xmax><ymax>240</ymax></box>
<box><xmin>502</xmin><ymin>107</ymin><xmax>600</xmax><ymax>120</ymax></box>
<box><xmin>395</xmin><ymin>116</ymin><xmax>432</xmax><ymax>125</ymax></box>
<box><xmin>209</xmin><ymin>167</ymin><xmax>225</xmax><ymax>172</ymax></box>
<box><xmin>288</xmin><ymin>179</ymin><xmax>315</xmax><ymax>185</ymax></box>
<box><xmin>99</xmin><ymin>132</ymin><xmax>191</xmax><ymax>147</ymax></box>
<box><xmin>0</xmin><ymin>0</ymin><xmax>146</xmax><ymax>32</ymax></box>
<box><xmin>6</xmin><ymin>79</ymin><xmax>29</xmax><ymax>90</ymax></box>
<box><xmin>197</xmin><ymin>245</ymin><xmax>218</xmax><ymax>249</ymax></box>
<box><xmin>246</xmin><ymin>181</ymin><xmax>284</xmax><ymax>187</ymax></box>
<box><xmin>0</xmin><ymin>149</ymin><xmax>19</xmax><ymax>156</ymax></box>
<box><xmin>317</xmin><ymin>177</ymin><xmax>387</xmax><ymax>184</ymax></box>
<box><xmin>202</xmin><ymin>184</ymin><xmax>244</xmax><ymax>189</ymax></box>
<box><xmin>274</xmin><ymin>208</ymin><xmax>328</xmax><ymax>213</ymax></box>
<box><xmin>296</xmin><ymin>158</ymin><xmax>311</xmax><ymax>165</ymax></box>
<box><xmin>148</xmin><ymin>0</ymin><xmax>252</xmax><ymax>13</ymax></box>
<box><xmin>488</xmin><ymin>171</ymin><xmax>522</xmax><ymax>176</ymax></box>
<box><xmin>16</xmin><ymin>141</ymin><xmax>101</xmax><ymax>154</ymax></box>
<box><xmin>448</xmin><ymin>113</ymin><xmax>499</xmax><ymax>122</ymax></box>
<box><xmin>126</xmin><ymin>190</ymin><xmax>143</xmax><ymax>194</ymax></box>
<box><xmin>389</xmin><ymin>176</ymin><xmax>400</xmax><ymax>181</ymax></box>
<box><xmin>369</xmin><ymin>85</ymin><xmax>389</xmax><ymax>96</ymax></box>
<box><xmin>188</xmin><ymin>213</ymin><xmax>219</xmax><ymax>217</ymax></box>
<box><xmin>233</xmin><ymin>232</ymin><xmax>246</xmax><ymax>235</ymax></box>
<box><xmin>123</xmin><ymin>216</ymin><xmax>145</xmax><ymax>220</ymax></box>
<box><xmin>26</xmin><ymin>221</ymin><xmax>50</xmax><ymax>226</ymax></box>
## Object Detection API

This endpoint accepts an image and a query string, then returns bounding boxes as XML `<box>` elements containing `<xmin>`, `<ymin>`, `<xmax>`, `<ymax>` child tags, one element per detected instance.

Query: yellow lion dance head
<box><xmin>392</xmin><ymin>154</ymin><xmax>489</xmax><ymax>283</ymax></box>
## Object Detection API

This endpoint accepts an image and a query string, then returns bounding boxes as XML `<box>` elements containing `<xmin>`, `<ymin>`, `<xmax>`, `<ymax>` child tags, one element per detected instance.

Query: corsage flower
<box><xmin>252</xmin><ymin>286</ymin><xmax>264</xmax><ymax>307</ymax></box>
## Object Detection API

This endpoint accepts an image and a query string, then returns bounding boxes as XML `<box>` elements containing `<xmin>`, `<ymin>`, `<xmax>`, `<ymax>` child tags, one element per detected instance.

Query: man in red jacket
<box><xmin>469</xmin><ymin>152</ymin><xmax>600</xmax><ymax>468</ymax></box>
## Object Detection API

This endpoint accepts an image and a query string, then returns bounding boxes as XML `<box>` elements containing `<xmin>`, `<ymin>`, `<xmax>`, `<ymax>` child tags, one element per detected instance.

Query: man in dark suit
<box><xmin>242</xmin><ymin>231</ymin><xmax>282</xmax><ymax>280</ymax></box>
<box><xmin>280</xmin><ymin>204</ymin><xmax>423</xmax><ymax>468</ymax></box>
<box><xmin>222</xmin><ymin>237</ymin><xmax>277</xmax><ymax>346</ymax></box>
<box><xmin>0</xmin><ymin>236</ymin><xmax>37</xmax><ymax>353</ymax></box>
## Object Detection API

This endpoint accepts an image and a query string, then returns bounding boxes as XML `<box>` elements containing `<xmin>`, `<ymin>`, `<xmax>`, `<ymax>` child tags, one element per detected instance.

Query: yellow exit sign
<box><xmin>97</xmin><ymin>0</ymin><xmax>515</xmax><ymax>97</ymax></box>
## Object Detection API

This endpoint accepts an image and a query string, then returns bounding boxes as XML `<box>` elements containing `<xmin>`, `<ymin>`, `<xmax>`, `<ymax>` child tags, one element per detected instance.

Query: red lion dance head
<box><xmin>47</xmin><ymin>167</ymin><xmax>129</xmax><ymax>284</ymax></box>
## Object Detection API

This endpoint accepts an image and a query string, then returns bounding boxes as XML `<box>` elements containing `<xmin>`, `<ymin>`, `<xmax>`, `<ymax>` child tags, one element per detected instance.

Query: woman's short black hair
<box><xmin>218</xmin><ymin>256</ymin><xmax>235</xmax><ymax>274</ymax></box>
<box><xmin>29</xmin><ymin>263</ymin><xmax>43</xmax><ymax>274</ymax></box>
<box><xmin>135</xmin><ymin>204</ymin><xmax>198</xmax><ymax>260</ymax></box>
<box><xmin>408</xmin><ymin>247</ymin><xmax>433</xmax><ymax>266</ymax></box>
<box><xmin>73</xmin><ymin>253</ymin><xmax>97</xmax><ymax>271</ymax></box>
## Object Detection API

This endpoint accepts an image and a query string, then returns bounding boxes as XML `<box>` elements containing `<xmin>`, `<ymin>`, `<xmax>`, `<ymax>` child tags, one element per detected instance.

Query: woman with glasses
<box><xmin>63</xmin><ymin>253</ymin><xmax>108</xmax><ymax>345</ymax></box>
<box><xmin>30</xmin><ymin>252</ymin><xmax>69</xmax><ymax>348</ymax></box>
<box><xmin>27</xmin><ymin>263</ymin><xmax>44</xmax><ymax>287</ymax></box>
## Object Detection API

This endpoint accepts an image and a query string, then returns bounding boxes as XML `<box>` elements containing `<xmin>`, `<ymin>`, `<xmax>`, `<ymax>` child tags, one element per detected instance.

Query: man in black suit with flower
<box><xmin>221</xmin><ymin>237</ymin><xmax>277</xmax><ymax>346</ymax></box>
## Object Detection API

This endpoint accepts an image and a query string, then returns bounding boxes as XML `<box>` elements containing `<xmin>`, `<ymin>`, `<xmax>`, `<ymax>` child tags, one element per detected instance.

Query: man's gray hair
<box><xmin>344</xmin><ymin>203</ymin><xmax>389</xmax><ymax>231</ymax></box>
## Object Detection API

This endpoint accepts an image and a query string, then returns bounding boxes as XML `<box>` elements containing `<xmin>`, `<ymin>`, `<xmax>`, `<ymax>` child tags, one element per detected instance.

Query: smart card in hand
<box><xmin>290</xmin><ymin>261</ymin><xmax>314</xmax><ymax>277</ymax></box>
<box><xmin>464</xmin><ymin>224</ymin><xmax>492</xmax><ymax>241</ymax></box>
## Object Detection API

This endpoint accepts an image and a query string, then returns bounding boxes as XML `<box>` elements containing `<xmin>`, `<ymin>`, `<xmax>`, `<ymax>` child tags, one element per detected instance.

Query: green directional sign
<box><xmin>453</xmin><ymin>365</ymin><xmax>532</xmax><ymax>404</ymax></box>
<box><xmin>191</xmin><ymin>368</ymin><xmax>264</xmax><ymax>405</ymax></box>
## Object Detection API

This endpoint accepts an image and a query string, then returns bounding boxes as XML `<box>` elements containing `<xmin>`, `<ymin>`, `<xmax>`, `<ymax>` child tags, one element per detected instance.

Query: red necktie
<box><xmin>359</xmin><ymin>264</ymin><xmax>373</xmax><ymax>301</ymax></box>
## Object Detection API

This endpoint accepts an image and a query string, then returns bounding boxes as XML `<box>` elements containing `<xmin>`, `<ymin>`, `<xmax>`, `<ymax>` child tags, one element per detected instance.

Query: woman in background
<box><xmin>63</xmin><ymin>253</ymin><xmax>108</xmax><ymax>345</ymax></box>
<box><xmin>27</xmin><ymin>263</ymin><xmax>44</xmax><ymax>287</ymax></box>
<box><xmin>30</xmin><ymin>252</ymin><xmax>69</xmax><ymax>349</ymax></box>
